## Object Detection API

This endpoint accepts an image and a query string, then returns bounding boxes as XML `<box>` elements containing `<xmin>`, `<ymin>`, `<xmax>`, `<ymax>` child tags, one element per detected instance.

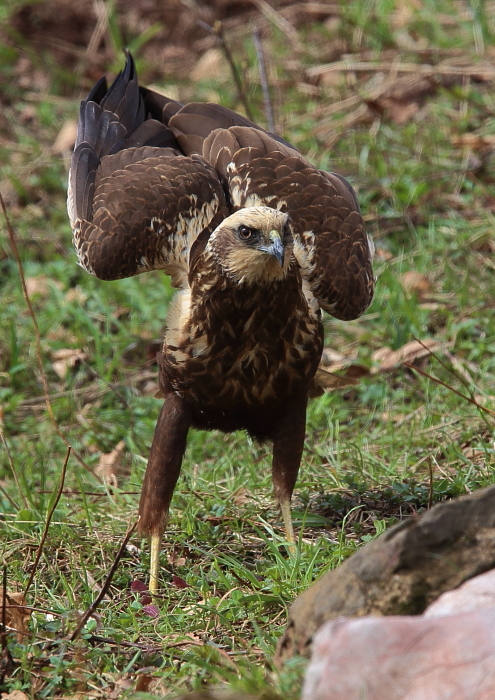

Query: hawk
<box><xmin>68</xmin><ymin>53</ymin><xmax>374</xmax><ymax>592</ymax></box>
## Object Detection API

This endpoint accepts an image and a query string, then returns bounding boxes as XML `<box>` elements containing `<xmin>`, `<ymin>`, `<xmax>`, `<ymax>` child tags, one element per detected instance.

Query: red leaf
<box><xmin>131</xmin><ymin>580</ymin><xmax>148</xmax><ymax>592</ymax></box>
<box><xmin>142</xmin><ymin>604</ymin><xmax>160</xmax><ymax>618</ymax></box>
<box><xmin>172</xmin><ymin>575</ymin><xmax>190</xmax><ymax>589</ymax></box>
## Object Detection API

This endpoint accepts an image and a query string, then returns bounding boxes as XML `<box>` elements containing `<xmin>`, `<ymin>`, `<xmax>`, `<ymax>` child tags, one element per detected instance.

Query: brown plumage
<box><xmin>68</xmin><ymin>53</ymin><xmax>374</xmax><ymax>592</ymax></box>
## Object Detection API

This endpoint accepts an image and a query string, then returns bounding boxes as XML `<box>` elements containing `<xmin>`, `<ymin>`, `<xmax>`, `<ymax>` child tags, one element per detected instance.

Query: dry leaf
<box><xmin>232</xmin><ymin>486</ymin><xmax>252</xmax><ymax>506</ymax></box>
<box><xmin>320</xmin><ymin>348</ymin><xmax>346</xmax><ymax>365</ymax></box>
<box><xmin>135</xmin><ymin>674</ymin><xmax>153</xmax><ymax>692</ymax></box>
<box><xmin>310</xmin><ymin>366</ymin><xmax>364</xmax><ymax>396</ymax></box>
<box><xmin>190</xmin><ymin>48</ymin><xmax>229</xmax><ymax>83</ymax></box>
<box><xmin>400</xmin><ymin>271</ymin><xmax>432</xmax><ymax>297</ymax></box>
<box><xmin>65</xmin><ymin>287</ymin><xmax>87</xmax><ymax>304</ymax></box>
<box><xmin>383</xmin><ymin>98</ymin><xmax>420</xmax><ymax>124</ymax></box>
<box><xmin>2</xmin><ymin>590</ymin><xmax>30</xmax><ymax>643</ymax></box>
<box><xmin>452</xmin><ymin>134</ymin><xmax>495</xmax><ymax>150</ymax></box>
<box><xmin>109</xmin><ymin>678</ymin><xmax>133</xmax><ymax>699</ymax></box>
<box><xmin>167</xmin><ymin>550</ymin><xmax>187</xmax><ymax>567</ymax></box>
<box><xmin>1</xmin><ymin>692</ymin><xmax>31</xmax><ymax>700</ymax></box>
<box><xmin>142</xmin><ymin>380</ymin><xmax>160</xmax><ymax>396</ymax></box>
<box><xmin>25</xmin><ymin>276</ymin><xmax>62</xmax><ymax>298</ymax></box>
<box><xmin>95</xmin><ymin>441</ymin><xmax>125</xmax><ymax>487</ymax></box>
<box><xmin>52</xmin><ymin>119</ymin><xmax>78</xmax><ymax>153</ymax></box>
<box><xmin>375</xmin><ymin>247</ymin><xmax>393</xmax><ymax>260</ymax></box>
<box><xmin>372</xmin><ymin>338</ymin><xmax>446</xmax><ymax>373</ymax></box>
<box><xmin>462</xmin><ymin>447</ymin><xmax>483</xmax><ymax>459</ymax></box>
<box><xmin>51</xmin><ymin>348</ymin><xmax>87</xmax><ymax>379</ymax></box>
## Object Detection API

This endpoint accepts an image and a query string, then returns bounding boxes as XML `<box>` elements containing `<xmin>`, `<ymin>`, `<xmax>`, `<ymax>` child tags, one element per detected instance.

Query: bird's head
<box><xmin>206</xmin><ymin>207</ymin><xmax>293</xmax><ymax>284</ymax></box>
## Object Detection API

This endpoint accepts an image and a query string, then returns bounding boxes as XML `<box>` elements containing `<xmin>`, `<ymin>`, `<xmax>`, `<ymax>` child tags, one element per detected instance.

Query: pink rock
<box><xmin>302</xmin><ymin>608</ymin><xmax>495</xmax><ymax>700</ymax></box>
<box><xmin>425</xmin><ymin>569</ymin><xmax>495</xmax><ymax>618</ymax></box>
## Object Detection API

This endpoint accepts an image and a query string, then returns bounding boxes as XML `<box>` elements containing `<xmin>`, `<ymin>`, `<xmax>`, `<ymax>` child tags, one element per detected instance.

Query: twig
<box><xmin>427</xmin><ymin>459</ymin><xmax>433</xmax><ymax>510</ymax></box>
<box><xmin>251</xmin><ymin>0</ymin><xmax>302</xmax><ymax>50</ymax></box>
<box><xmin>306</xmin><ymin>60</ymin><xmax>495</xmax><ymax>79</ymax></box>
<box><xmin>411</xmin><ymin>336</ymin><xmax>494</xmax><ymax>428</ymax></box>
<box><xmin>413</xmin><ymin>336</ymin><xmax>476</xmax><ymax>396</ymax></box>
<box><xmin>404</xmin><ymin>363</ymin><xmax>495</xmax><ymax>418</ymax></box>
<box><xmin>88</xmin><ymin>633</ymin><xmax>162</xmax><ymax>653</ymax></box>
<box><xmin>24</xmin><ymin>447</ymin><xmax>71</xmax><ymax>598</ymax></box>
<box><xmin>0</xmin><ymin>430</ymin><xmax>22</xmax><ymax>510</ymax></box>
<box><xmin>0</xmin><ymin>567</ymin><xmax>14</xmax><ymax>682</ymax></box>
<box><xmin>37</xmin><ymin>490</ymin><xmax>140</xmax><ymax>496</ymax></box>
<box><xmin>199</xmin><ymin>20</ymin><xmax>254</xmax><ymax>121</ymax></box>
<box><xmin>0</xmin><ymin>194</ymin><xmax>98</xmax><ymax>481</ymax></box>
<box><xmin>70</xmin><ymin>520</ymin><xmax>137</xmax><ymax>642</ymax></box>
<box><xmin>253</xmin><ymin>26</ymin><xmax>274</xmax><ymax>132</ymax></box>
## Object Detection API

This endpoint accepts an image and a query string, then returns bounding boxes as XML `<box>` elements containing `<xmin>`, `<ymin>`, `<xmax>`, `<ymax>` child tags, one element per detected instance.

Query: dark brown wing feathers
<box><xmin>69</xmin><ymin>52</ymin><xmax>373</xmax><ymax>317</ymax></box>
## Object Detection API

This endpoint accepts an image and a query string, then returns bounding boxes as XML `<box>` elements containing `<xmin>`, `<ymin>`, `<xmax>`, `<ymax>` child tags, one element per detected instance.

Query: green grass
<box><xmin>1</xmin><ymin>0</ymin><xmax>495</xmax><ymax>697</ymax></box>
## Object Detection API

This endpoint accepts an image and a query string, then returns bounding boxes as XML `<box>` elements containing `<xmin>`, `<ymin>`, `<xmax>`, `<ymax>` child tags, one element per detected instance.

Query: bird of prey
<box><xmin>68</xmin><ymin>53</ymin><xmax>374</xmax><ymax>593</ymax></box>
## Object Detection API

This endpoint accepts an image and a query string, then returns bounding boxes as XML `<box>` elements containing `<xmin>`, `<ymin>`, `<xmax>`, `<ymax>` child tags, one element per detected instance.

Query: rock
<box><xmin>302</xmin><ymin>608</ymin><xmax>495</xmax><ymax>700</ymax></box>
<box><xmin>277</xmin><ymin>484</ymin><xmax>495</xmax><ymax>663</ymax></box>
<box><xmin>425</xmin><ymin>568</ymin><xmax>495</xmax><ymax>618</ymax></box>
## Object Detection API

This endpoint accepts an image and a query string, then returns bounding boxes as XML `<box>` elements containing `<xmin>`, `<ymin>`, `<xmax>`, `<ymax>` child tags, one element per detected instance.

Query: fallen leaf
<box><xmin>95</xmin><ymin>441</ymin><xmax>125</xmax><ymax>487</ymax></box>
<box><xmin>51</xmin><ymin>348</ymin><xmax>87</xmax><ymax>379</ymax></box>
<box><xmin>452</xmin><ymin>133</ymin><xmax>495</xmax><ymax>150</ymax></box>
<box><xmin>109</xmin><ymin>678</ymin><xmax>133</xmax><ymax>699</ymax></box>
<box><xmin>142</xmin><ymin>380</ymin><xmax>160</xmax><ymax>396</ymax></box>
<box><xmin>135</xmin><ymin>673</ymin><xmax>153</xmax><ymax>692</ymax></box>
<box><xmin>172</xmin><ymin>575</ymin><xmax>190</xmax><ymax>589</ymax></box>
<box><xmin>2</xmin><ymin>591</ymin><xmax>30</xmax><ymax>643</ymax></box>
<box><xmin>190</xmin><ymin>48</ymin><xmax>229</xmax><ymax>83</ymax></box>
<box><xmin>131</xmin><ymin>580</ymin><xmax>148</xmax><ymax>592</ymax></box>
<box><xmin>372</xmin><ymin>338</ymin><xmax>447</xmax><ymax>373</ymax></box>
<box><xmin>232</xmin><ymin>487</ymin><xmax>252</xmax><ymax>506</ymax></box>
<box><xmin>343</xmin><ymin>364</ymin><xmax>371</xmax><ymax>379</ymax></box>
<box><xmin>320</xmin><ymin>348</ymin><xmax>346</xmax><ymax>365</ymax></box>
<box><xmin>400</xmin><ymin>271</ymin><xmax>432</xmax><ymax>297</ymax></box>
<box><xmin>375</xmin><ymin>246</ymin><xmax>393</xmax><ymax>260</ymax></box>
<box><xmin>167</xmin><ymin>551</ymin><xmax>187</xmax><ymax>567</ymax></box>
<box><xmin>142</xmin><ymin>604</ymin><xmax>159</xmax><ymax>618</ymax></box>
<box><xmin>377</xmin><ymin>98</ymin><xmax>420</xmax><ymax>124</ymax></box>
<box><xmin>65</xmin><ymin>287</ymin><xmax>87</xmax><ymax>304</ymax></box>
<box><xmin>462</xmin><ymin>446</ymin><xmax>488</xmax><ymax>460</ymax></box>
<box><xmin>1</xmin><ymin>692</ymin><xmax>30</xmax><ymax>700</ymax></box>
<box><xmin>309</xmin><ymin>367</ymin><xmax>363</xmax><ymax>397</ymax></box>
<box><xmin>25</xmin><ymin>276</ymin><xmax>62</xmax><ymax>298</ymax></box>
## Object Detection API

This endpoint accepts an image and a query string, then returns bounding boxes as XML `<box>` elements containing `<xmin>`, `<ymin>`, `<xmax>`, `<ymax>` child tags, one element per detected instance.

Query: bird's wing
<box><xmin>200</xmin><ymin>126</ymin><xmax>374</xmax><ymax>320</ymax></box>
<box><xmin>68</xmin><ymin>54</ymin><xmax>229</xmax><ymax>287</ymax></box>
<box><xmin>166</xmin><ymin>102</ymin><xmax>298</xmax><ymax>156</ymax></box>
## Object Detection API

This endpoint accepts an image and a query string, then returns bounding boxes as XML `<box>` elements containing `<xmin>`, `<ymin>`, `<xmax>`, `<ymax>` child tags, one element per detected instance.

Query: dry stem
<box><xmin>70</xmin><ymin>520</ymin><xmax>137</xmax><ymax>641</ymax></box>
<box><xmin>24</xmin><ymin>446</ymin><xmax>71</xmax><ymax>597</ymax></box>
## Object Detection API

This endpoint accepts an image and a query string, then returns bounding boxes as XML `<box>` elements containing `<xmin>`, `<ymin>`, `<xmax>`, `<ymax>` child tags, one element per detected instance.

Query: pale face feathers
<box><xmin>206</xmin><ymin>206</ymin><xmax>293</xmax><ymax>284</ymax></box>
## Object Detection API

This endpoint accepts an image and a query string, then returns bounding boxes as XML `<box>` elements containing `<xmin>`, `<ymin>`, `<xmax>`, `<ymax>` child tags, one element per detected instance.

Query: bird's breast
<box><xmin>161</xmin><ymin>277</ymin><xmax>322</xmax><ymax>416</ymax></box>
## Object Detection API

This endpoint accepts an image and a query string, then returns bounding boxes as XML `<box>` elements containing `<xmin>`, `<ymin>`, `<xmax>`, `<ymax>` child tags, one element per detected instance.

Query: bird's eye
<box><xmin>238</xmin><ymin>225</ymin><xmax>255</xmax><ymax>241</ymax></box>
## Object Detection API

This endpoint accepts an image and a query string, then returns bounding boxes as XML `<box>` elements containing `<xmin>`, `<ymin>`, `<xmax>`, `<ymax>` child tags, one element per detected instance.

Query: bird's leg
<box><xmin>271</xmin><ymin>396</ymin><xmax>307</xmax><ymax>549</ymax></box>
<box><xmin>138</xmin><ymin>392</ymin><xmax>190</xmax><ymax>594</ymax></box>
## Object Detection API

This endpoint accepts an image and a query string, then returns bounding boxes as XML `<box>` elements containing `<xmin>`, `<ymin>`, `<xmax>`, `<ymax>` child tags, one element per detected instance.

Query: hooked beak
<box><xmin>259</xmin><ymin>230</ymin><xmax>284</xmax><ymax>266</ymax></box>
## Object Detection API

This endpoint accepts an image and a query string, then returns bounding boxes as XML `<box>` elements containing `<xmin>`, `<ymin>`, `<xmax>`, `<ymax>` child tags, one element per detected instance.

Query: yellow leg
<box><xmin>149</xmin><ymin>533</ymin><xmax>162</xmax><ymax>595</ymax></box>
<box><xmin>280</xmin><ymin>498</ymin><xmax>297</xmax><ymax>553</ymax></box>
